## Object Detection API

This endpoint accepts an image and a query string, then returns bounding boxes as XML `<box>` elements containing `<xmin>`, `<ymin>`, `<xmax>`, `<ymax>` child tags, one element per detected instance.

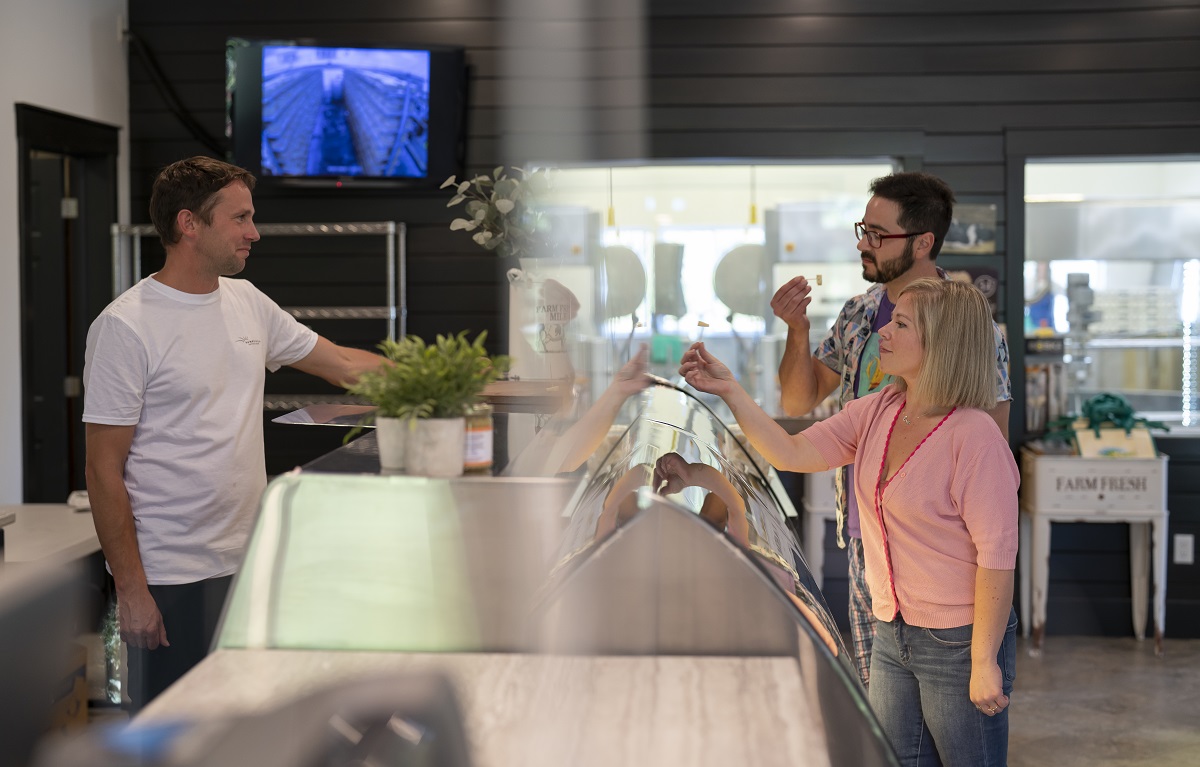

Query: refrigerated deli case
<box><xmin>52</xmin><ymin>383</ymin><xmax>896</xmax><ymax>767</ymax></box>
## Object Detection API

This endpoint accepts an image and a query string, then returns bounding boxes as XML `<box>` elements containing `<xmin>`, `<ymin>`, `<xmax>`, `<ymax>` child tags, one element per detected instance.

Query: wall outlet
<box><xmin>1174</xmin><ymin>533</ymin><xmax>1195</xmax><ymax>565</ymax></box>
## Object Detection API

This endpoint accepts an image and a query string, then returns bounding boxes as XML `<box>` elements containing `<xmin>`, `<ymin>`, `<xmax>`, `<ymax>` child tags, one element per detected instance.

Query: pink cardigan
<box><xmin>803</xmin><ymin>385</ymin><xmax>1019</xmax><ymax>629</ymax></box>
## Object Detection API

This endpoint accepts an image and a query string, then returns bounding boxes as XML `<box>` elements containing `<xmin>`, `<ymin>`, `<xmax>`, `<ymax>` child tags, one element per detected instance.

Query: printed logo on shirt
<box><xmin>235</xmin><ymin>336</ymin><xmax>262</xmax><ymax>346</ymax></box>
<box><xmin>856</xmin><ymin>333</ymin><xmax>894</xmax><ymax>397</ymax></box>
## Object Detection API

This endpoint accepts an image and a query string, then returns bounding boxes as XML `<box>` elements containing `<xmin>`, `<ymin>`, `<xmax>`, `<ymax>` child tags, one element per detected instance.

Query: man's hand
<box><xmin>770</xmin><ymin>275</ymin><xmax>815</xmax><ymax>333</ymax></box>
<box><xmin>86</xmin><ymin>422</ymin><xmax>169</xmax><ymax>651</ymax></box>
<box><xmin>678</xmin><ymin>342</ymin><xmax>737</xmax><ymax>397</ymax></box>
<box><xmin>118</xmin><ymin>586</ymin><xmax>169</xmax><ymax>650</ymax></box>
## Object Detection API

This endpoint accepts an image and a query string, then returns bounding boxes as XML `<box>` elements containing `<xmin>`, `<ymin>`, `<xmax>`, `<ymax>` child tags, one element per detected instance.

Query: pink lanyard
<box><xmin>872</xmin><ymin>403</ymin><xmax>956</xmax><ymax>619</ymax></box>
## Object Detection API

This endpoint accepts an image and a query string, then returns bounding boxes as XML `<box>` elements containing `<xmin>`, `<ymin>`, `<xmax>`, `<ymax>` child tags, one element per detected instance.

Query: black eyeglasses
<box><xmin>854</xmin><ymin>222</ymin><xmax>922</xmax><ymax>249</ymax></box>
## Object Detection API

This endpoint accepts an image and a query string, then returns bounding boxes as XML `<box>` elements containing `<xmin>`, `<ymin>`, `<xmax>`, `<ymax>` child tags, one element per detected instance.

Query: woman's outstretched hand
<box><xmin>612</xmin><ymin>342</ymin><xmax>652</xmax><ymax>399</ymax></box>
<box><xmin>678</xmin><ymin>342</ymin><xmax>737</xmax><ymax>397</ymax></box>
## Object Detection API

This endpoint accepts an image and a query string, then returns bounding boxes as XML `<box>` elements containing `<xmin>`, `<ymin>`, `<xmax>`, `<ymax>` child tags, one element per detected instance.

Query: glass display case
<box><xmin>212</xmin><ymin>379</ymin><xmax>898</xmax><ymax>766</ymax></box>
<box><xmin>542</xmin><ymin>382</ymin><xmax>840</xmax><ymax>654</ymax></box>
<box><xmin>1024</xmin><ymin>160</ymin><xmax>1200</xmax><ymax>427</ymax></box>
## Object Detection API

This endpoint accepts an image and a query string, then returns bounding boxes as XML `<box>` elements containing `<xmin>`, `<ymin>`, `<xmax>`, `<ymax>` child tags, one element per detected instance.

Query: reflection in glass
<box><xmin>544</xmin><ymin>382</ymin><xmax>846</xmax><ymax>664</ymax></box>
<box><xmin>529</xmin><ymin>163</ymin><xmax>891</xmax><ymax>410</ymax></box>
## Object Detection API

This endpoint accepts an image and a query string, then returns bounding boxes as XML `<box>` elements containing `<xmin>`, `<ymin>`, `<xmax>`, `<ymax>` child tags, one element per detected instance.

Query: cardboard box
<box><xmin>1073</xmin><ymin>421</ymin><xmax>1158</xmax><ymax>459</ymax></box>
<box><xmin>1020</xmin><ymin>448</ymin><xmax>1167</xmax><ymax>515</ymax></box>
<box><xmin>47</xmin><ymin>643</ymin><xmax>88</xmax><ymax>734</ymax></box>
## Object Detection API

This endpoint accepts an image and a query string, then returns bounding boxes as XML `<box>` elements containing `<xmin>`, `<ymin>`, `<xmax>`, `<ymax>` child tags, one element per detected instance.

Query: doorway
<box><xmin>16</xmin><ymin>105</ymin><xmax>119</xmax><ymax>503</ymax></box>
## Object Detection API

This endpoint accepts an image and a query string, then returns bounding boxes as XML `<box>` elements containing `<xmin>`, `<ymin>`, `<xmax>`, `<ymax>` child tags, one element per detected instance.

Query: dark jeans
<box><xmin>126</xmin><ymin>575</ymin><xmax>233</xmax><ymax>713</ymax></box>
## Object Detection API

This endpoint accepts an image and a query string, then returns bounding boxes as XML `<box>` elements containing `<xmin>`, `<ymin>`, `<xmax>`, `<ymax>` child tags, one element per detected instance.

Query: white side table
<box><xmin>1017</xmin><ymin>449</ymin><xmax>1169</xmax><ymax>654</ymax></box>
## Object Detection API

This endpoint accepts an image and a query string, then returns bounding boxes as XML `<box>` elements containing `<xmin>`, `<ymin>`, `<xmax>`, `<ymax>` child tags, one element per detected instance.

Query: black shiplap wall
<box><xmin>127</xmin><ymin>0</ymin><xmax>509</xmax><ymax>470</ymax></box>
<box><xmin>642</xmin><ymin>0</ymin><xmax>1200</xmax><ymax>637</ymax></box>
<box><xmin>128</xmin><ymin>0</ymin><xmax>1200</xmax><ymax>634</ymax></box>
<box><xmin>646</xmin><ymin>0</ymin><xmax>1200</xmax><ymax>447</ymax></box>
<box><xmin>126</xmin><ymin>1</ymin><xmax>508</xmax><ymax>338</ymax></box>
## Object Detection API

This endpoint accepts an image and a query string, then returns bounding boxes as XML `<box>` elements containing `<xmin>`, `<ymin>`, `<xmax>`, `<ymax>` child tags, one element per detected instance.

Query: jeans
<box><xmin>869</xmin><ymin>607</ymin><xmax>1018</xmax><ymax>767</ymax></box>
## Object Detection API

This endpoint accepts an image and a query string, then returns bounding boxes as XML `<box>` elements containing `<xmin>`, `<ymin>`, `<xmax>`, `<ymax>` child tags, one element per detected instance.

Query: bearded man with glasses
<box><xmin>771</xmin><ymin>171</ymin><xmax>1012</xmax><ymax>689</ymax></box>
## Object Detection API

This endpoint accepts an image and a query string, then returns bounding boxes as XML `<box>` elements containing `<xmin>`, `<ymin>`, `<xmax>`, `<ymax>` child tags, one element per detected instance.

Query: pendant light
<box><xmin>749</xmin><ymin>165</ymin><xmax>758</xmax><ymax>225</ymax></box>
<box><xmin>607</xmin><ymin>167</ymin><xmax>617</xmax><ymax>228</ymax></box>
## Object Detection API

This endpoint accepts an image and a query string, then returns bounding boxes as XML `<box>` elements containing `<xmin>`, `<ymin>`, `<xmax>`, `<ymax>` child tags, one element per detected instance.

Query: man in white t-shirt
<box><xmin>83</xmin><ymin>156</ymin><xmax>388</xmax><ymax>710</ymax></box>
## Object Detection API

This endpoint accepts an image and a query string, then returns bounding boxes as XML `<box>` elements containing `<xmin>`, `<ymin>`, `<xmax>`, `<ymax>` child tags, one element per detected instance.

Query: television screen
<box><xmin>227</xmin><ymin>39</ymin><xmax>465</xmax><ymax>189</ymax></box>
<box><xmin>261</xmin><ymin>45</ymin><xmax>431</xmax><ymax>178</ymax></box>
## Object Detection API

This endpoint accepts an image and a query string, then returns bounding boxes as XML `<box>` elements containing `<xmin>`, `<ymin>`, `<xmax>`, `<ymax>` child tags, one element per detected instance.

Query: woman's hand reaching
<box><xmin>612</xmin><ymin>343</ymin><xmax>652</xmax><ymax>399</ymax></box>
<box><xmin>678</xmin><ymin>342</ymin><xmax>737</xmax><ymax>397</ymax></box>
<box><xmin>679</xmin><ymin>341</ymin><xmax>829</xmax><ymax>475</ymax></box>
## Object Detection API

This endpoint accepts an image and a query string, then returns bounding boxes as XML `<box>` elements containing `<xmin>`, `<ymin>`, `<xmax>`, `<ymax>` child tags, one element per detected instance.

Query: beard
<box><xmin>217</xmin><ymin>254</ymin><xmax>247</xmax><ymax>276</ymax></box>
<box><xmin>862</xmin><ymin>239</ymin><xmax>915</xmax><ymax>284</ymax></box>
<box><xmin>201</xmin><ymin>242</ymin><xmax>247</xmax><ymax>276</ymax></box>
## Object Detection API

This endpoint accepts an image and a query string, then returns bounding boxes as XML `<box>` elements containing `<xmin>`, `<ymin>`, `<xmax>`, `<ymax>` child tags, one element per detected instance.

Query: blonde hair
<box><xmin>893</xmin><ymin>278</ymin><xmax>996</xmax><ymax>410</ymax></box>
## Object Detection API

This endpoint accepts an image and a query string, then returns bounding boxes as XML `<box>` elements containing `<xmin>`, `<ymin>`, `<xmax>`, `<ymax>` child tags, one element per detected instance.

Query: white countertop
<box><xmin>138</xmin><ymin>648</ymin><xmax>828</xmax><ymax>767</ymax></box>
<box><xmin>0</xmin><ymin>504</ymin><xmax>101</xmax><ymax>567</ymax></box>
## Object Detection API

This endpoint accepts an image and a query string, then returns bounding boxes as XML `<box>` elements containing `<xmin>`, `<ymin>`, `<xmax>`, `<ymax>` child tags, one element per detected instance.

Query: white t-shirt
<box><xmin>82</xmin><ymin>276</ymin><xmax>318</xmax><ymax>584</ymax></box>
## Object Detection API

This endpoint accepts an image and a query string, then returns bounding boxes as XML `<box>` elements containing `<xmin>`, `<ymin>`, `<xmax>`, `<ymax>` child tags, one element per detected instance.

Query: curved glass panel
<box><xmin>543</xmin><ymin>381</ymin><xmax>847</xmax><ymax>667</ymax></box>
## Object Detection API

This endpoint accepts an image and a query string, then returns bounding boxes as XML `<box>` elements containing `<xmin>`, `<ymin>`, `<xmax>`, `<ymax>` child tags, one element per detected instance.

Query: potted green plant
<box><xmin>343</xmin><ymin>337</ymin><xmax>420</xmax><ymax>471</ymax></box>
<box><xmin>346</xmin><ymin>332</ymin><xmax>510</xmax><ymax>476</ymax></box>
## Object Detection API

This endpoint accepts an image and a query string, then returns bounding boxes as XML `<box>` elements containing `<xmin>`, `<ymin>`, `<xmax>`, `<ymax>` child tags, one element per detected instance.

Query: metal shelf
<box><xmin>262</xmin><ymin>394</ymin><xmax>366</xmax><ymax>412</ymax></box>
<box><xmin>285</xmin><ymin>307</ymin><xmax>392</xmax><ymax>320</ymax></box>
<box><xmin>110</xmin><ymin>221</ymin><xmax>407</xmax><ymax>340</ymax></box>
<box><xmin>1087</xmin><ymin>336</ymin><xmax>1197</xmax><ymax>349</ymax></box>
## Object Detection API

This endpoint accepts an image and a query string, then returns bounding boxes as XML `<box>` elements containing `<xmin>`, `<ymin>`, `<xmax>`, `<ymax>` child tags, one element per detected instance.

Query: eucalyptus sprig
<box><xmin>441</xmin><ymin>166</ymin><xmax>551</xmax><ymax>259</ymax></box>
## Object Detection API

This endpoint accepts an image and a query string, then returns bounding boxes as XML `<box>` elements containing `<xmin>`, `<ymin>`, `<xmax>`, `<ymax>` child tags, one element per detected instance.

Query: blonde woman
<box><xmin>680</xmin><ymin>278</ymin><xmax>1018</xmax><ymax>766</ymax></box>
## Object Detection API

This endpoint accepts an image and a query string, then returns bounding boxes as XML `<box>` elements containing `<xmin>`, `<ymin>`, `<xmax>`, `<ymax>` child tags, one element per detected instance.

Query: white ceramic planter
<box><xmin>407</xmin><ymin>417</ymin><xmax>466</xmax><ymax>477</ymax></box>
<box><xmin>375</xmin><ymin>416</ymin><xmax>411</xmax><ymax>471</ymax></box>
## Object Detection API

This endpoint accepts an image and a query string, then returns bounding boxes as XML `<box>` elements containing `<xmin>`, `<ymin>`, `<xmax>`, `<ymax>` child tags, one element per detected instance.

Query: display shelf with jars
<box><xmin>1024</xmin><ymin>160</ymin><xmax>1200</xmax><ymax>429</ymax></box>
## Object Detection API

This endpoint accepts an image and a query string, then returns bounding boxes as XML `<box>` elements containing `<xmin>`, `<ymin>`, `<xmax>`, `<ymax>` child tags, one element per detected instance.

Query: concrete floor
<box><xmin>1010</xmin><ymin>636</ymin><xmax>1200</xmax><ymax>766</ymax></box>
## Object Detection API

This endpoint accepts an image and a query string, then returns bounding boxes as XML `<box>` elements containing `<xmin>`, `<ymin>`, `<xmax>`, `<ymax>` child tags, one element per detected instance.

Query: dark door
<box><xmin>22</xmin><ymin>152</ymin><xmax>77</xmax><ymax>501</ymax></box>
<box><xmin>17</xmin><ymin>105</ymin><xmax>119</xmax><ymax>503</ymax></box>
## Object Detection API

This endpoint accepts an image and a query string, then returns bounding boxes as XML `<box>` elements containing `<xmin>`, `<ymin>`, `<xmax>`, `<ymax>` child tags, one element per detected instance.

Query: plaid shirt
<box><xmin>812</xmin><ymin>269</ymin><xmax>1012</xmax><ymax>548</ymax></box>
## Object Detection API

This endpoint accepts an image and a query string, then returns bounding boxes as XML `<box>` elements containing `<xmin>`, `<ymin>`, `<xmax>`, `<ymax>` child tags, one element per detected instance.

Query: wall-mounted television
<box><xmin>227</xmin><ymin>38</ymin><xmax>466</xmax><ymax>189</ymax></box>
